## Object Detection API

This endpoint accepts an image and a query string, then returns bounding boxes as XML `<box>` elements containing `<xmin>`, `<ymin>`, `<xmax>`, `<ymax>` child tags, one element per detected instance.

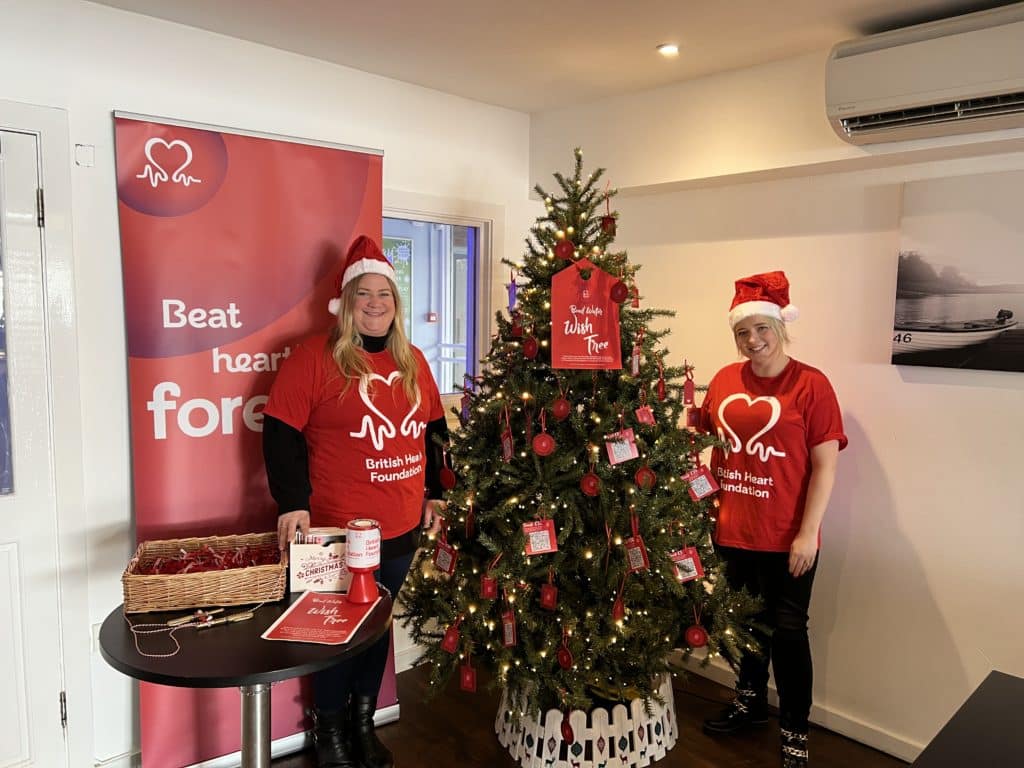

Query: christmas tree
<box><xmin>399</xmin><ymin>150</ymin><xmax>759</xmax><ymax>721</ymax></box>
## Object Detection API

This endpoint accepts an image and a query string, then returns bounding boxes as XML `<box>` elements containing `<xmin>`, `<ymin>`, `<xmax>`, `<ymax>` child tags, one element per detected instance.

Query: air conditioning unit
<box><xmin>826</xmin><ymin>4</ymin><xmax>1024</xmax><ymax>145</ymax></box>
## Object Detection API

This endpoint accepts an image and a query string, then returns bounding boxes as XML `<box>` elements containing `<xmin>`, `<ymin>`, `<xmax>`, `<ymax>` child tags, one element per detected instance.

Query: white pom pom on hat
<box><xmin>728</xmin><ymin>270</ymin><xmax>799</xmax><ymax>327</ymax></box>
<box><xmin>328</xmin><ymin>235</ymin><xmax>396</xmax><ymax>316</ymax></box>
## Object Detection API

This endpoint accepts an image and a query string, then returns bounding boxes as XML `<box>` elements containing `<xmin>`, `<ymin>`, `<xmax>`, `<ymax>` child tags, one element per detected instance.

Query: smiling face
<box><xmin>351</xmin><ymin>273</ymin><xmax>396</xmax><ymax>337</ymax></box>
<box><xmin>732</xmin><ymin>314</ymin><xmax>789</xmax><ymax>375</ymax></box>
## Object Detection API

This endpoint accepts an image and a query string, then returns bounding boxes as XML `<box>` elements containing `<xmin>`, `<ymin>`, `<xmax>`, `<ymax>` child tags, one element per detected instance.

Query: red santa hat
<box><xmin>328</xmin><ymin>236</ymin><xmax>396</xmax><ymax>315</ymax></box>
<box><xmin>728</xmin><ymin>270</ymin><xmax>799</xmax><ymax>327</ymax></box>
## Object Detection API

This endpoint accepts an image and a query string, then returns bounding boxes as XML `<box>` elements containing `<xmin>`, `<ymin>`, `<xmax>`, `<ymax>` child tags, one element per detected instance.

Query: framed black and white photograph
<box><xmin>891</xmin><ymin>170</ymin><xmax>1024</xmax><ymax>371</ymax></box>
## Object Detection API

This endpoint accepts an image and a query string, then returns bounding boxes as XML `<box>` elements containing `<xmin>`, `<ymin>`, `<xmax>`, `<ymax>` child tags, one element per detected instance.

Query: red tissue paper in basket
<box><xmin>140</xmin><ymin>544</ymin><xmax>280</xmax><ymax>575</ymax></box>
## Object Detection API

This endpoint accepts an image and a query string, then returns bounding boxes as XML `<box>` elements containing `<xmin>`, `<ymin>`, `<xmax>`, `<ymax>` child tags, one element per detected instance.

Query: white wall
<box><xmin>533</xmin><ymin>51</ymin><xmax>1024</xmax><ymax>761</ymax></box>
<box><xmin>0</xmin><ymin>1</ymin><xmax>532</xmax><ymax>764</ymax></box>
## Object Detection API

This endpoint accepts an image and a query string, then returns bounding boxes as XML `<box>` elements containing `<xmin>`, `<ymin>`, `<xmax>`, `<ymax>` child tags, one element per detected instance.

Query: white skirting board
<box><xmin>676</xmin><ymin>653</ymin><xmax>924</xmax><ymax>763</ymax></box>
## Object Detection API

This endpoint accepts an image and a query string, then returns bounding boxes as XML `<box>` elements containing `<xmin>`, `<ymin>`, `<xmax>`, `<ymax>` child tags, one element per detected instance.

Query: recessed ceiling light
<box><xmin>656</xmin><ymin>43</ymin><xmax>679</xmax><ymax>57</ymax></box>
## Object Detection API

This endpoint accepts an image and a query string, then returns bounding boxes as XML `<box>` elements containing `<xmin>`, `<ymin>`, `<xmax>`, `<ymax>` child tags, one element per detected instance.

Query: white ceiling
<box><xmin>88</xmin><ymin>0</ymin><xmax>1018</xmax><ymax>113</ymax></box>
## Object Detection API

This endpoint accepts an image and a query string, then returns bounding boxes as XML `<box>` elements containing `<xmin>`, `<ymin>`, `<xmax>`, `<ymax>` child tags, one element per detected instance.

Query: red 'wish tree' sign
<box><xmin>550</xmin><ymin>259</ymin><xmax>622</xmax><ymax>370</ymax></box>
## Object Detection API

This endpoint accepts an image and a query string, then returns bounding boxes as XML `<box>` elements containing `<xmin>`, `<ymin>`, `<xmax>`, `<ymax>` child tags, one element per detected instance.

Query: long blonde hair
<box><xmin>328</xmin><ymin>275</ymin><xmax>420</xmax><ymax>405</ymax></box>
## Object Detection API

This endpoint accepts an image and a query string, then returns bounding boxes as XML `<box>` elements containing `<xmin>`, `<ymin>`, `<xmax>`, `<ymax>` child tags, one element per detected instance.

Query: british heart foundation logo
<box><xmin>116</xmin><ymin>120</ymin><xmax>228</xmax><ymax>217</ymax></box>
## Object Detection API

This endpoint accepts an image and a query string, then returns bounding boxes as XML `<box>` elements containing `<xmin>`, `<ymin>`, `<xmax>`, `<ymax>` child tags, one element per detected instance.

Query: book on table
<box><xmin>261</xmin><ymin>591</ymin><xmax>381</xmax><ymax>645</ymax></box>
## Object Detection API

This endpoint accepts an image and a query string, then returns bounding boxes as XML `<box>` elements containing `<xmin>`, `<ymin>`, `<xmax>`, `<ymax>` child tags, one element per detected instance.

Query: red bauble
<box><xmin>685</xmin><ymin>624</ymin><xmax>709</xmax><ymax>648</ymax></box>
<box><xmin>580</xmin><ymin>472</ymin><xmax>601</xmax><ymax>497</ymax></box>
<box><xmin>551</xmin><ymin>397</ymin><xmax>571</xmax><ymax>421</ymax></box>
<box><xmin>600</xmin><ymin>215</ymin><xmax>616</xmax><ymax>236</ymax></box>
<box><xmin>554</xmin><ymin>240</ymin><xmax>575</xmax><ymax>260</ymax></box>
<box><xmin>522</xmin><ymin>337</ymin><xmax>539</xmax><ymax>359</ymax></box>
<box><xmin>610</xmin><ymin>280</ymin><xmax>630</xmax><ymax>304</ymax></box>
<box><xmin>634</xmin><ymin>466</ymin><xmax>656</xmax><ymax>491</ymax></box>
<box><xmin>557</xmin><ymin>645</ymin><xmax>573</xmax><ymax>670</ymax></box>
<box><xmin>532</xmin><ymin>433</ymin><xmax>556</xmax><ymax>456</ymax></box>
<box><xmin>612</xmin><ymin>597</ymin><xmax>625</xmax><ymax>622</ymax></box>
<box><xmin>440</xmin><ymin>467</ymin><xmax>457</xmax><ymax>490</ymax></box>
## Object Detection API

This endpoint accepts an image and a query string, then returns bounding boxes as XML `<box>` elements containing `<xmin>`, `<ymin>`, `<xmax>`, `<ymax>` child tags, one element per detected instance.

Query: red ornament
<box><xmin>657</xmin><ymin>377</ymin><xmax>667</xmax><ymax>402</ymax></box>
<box><xmin>554</xmin><ymin>240</ymin><xmax>575</xmax><ymax>260</ymax></box>
<box><xmin>511</xmin><ymin>313</ymin><xmax>524</xmax><ymax>338</ymax></box>
<box><xmin>580</xmin><ymin>471</ymin><xmax>601</xmax><ymax>497</ymax></box>
<box><xmin>523</xmin><ymin>336</ymin><xmax>539</xmax><ymax>359</ymax></box>
<box><xmin>600</xmin><ymin>215</ymin><xmax>616</xmax><ymax>236</ymax></box>
<box><xmin>460</xmin><ymin>661</ymin><xmax>477</xmax><ymax>692</ymax></box>
<box><xmin>610</xmin><ymin>280</ymin><xmax>630</xmax><ymax>304</ymax></box>
<box><xmin>634</xmin><ymin>466</ymin><xmax>656</xmax><ymax>491</ymax></box>
<box><xmin>685</xmin><ymin>624</ymin><xmax>709</xmax><ymax>648</ymax></box>
<box><xmin>557</xmin><ymin>645</ymin><xmax>573</xmax><ymax>670</ymax></box>
<box><xmin>612</xmin><ymin>597</ymin><xmax>625</xmax><ymax>622</ymax></box>
<box><xmin>440</xmin><ymin>467</ymin><xmax>456</xmax><ymax>490</ymax></box>
<box><xmin>540</xmin><ymin>582</ymin><xmax>558</xmax><ymax>610</ymax></box>
<box><xmin>561</xmin><ymin>712</ymin><xmax>575</xmax><ymax>743</ymax></box>
<box><xmin>551</xmin><ymin>397</ymin><xmax>571</xmax><ymax>421</ymax></box>
<box><xmin>533</xmin><ymin>433</ymin><xmax>555</xmax><ymax>456</ymax></box>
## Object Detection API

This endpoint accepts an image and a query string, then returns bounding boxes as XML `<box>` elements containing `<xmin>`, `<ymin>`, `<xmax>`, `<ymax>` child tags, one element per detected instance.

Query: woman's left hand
<box><xmin>788</xmin><ymin>533</ymin><xmax>818</xmax><ymax>577</ymax></box>
<box><xmin>422</xmin><ymin>499</ymin><xmax>447</xmax><ymax>535</ymax></box>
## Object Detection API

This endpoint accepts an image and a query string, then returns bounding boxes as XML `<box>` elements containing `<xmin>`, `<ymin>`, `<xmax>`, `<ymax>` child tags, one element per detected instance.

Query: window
<box><xmin>382</xmin><ymin>217</ymin><xmax>481</xmax><ymax>395</ymax></box>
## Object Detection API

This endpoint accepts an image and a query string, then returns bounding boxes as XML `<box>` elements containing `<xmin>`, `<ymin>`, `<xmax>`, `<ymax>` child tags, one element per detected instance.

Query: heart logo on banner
<box><xmin>717</xmin><ymin>393</ymin><xmax>787</xmax><ymax>461</ymax></box>
<box><xmin>138</xmin><ymin>138</ymin><xmax>201</xmax><ymax>188</ymax></box>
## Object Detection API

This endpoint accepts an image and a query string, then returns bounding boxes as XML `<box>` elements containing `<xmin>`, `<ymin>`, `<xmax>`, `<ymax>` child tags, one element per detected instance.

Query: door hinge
<box><xmin>36</xmin><ymin>188</ymin><xmax>45</xmax><ymax>228</ymax></box>
<box><xmin>59</xmin><ymin>690</ymin><xmax>67</xmax><ymax>729</ymax></box>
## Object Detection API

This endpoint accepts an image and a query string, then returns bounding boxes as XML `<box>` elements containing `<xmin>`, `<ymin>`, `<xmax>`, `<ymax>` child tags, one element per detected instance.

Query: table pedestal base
<box><xmin>240</xmin><ymin>683</ymin><xmax>271</xmax><ymax>768</ymax></box>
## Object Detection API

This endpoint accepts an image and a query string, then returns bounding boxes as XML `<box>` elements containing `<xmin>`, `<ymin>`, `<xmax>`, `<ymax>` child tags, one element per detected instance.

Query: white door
<box><xmin>0</xmin><ymin>129</ymin><xmax>67</xmax><ymax>767</ymax></box>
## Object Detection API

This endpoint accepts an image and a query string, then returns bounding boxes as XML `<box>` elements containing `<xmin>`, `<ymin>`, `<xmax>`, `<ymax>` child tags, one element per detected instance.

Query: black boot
<box><xmin>703</xmin><ymin>687</ymin><xmax>770</xmax><ymax>735</ymax></box>
<box><xmin>781</xmin><ymin>726</ymin><xmax>809</xmax><ymax>767</ymax></box>
<box><xmin>350</xmin><ymin>695</ymin><xmax>394</xmax><ymax>768</ymax></box>
<box><xmin>311</xmin><ymin>707</ymin><xmax>359</xmax><ymax>768</ymax></box>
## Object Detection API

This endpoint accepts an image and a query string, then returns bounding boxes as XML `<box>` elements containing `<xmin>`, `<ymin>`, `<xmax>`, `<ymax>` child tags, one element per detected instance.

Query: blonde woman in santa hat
<box><xmin>263</xmin><ymin>235</ymin><xmax>448</xmax><ymax>768</ymax></box>
<box><xmin>698</xmin><ymin>271</ymin><xmax>846</xmax><ymax>768</ymax></box>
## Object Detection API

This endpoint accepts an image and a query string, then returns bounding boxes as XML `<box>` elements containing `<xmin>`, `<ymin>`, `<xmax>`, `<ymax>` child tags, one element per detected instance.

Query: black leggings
<box><xmin>717</xmin><ymin>545</ymin><xmax>817</xmax><ymax>731</ymax></box>
<box><xmin>313</xmin><ymin>549</ymin><xmax>416</xmax><ymax>709</ymax></box>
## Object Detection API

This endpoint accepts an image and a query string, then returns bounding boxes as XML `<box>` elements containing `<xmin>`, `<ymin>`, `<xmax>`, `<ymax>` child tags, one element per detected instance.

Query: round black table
<box><xmin>99</xmin><ymin>590</ymin><xmax>392</xmax><ymax>768</ymax></box>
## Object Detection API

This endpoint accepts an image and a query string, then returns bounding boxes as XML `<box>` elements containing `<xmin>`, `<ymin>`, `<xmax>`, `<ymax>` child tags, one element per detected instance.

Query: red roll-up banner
<box><xmin>113</xmin><ymin>115</ymin><xmax>384</xmax><ymax>766</ymax></box>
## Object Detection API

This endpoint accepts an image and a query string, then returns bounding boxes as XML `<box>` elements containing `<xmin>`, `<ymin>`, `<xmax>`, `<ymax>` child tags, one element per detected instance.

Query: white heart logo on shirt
<box><xmin>349</xmin><ymin>371</ymin><xmax>423</xmax><ymax>450</ymax></box>
<box><xmin>717</xmin><ymin>393</ymin><xmax>787</xmax><ymax>462</ymax></box>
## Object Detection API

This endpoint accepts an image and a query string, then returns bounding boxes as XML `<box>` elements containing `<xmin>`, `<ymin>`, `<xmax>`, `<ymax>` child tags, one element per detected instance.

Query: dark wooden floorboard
<box><xmin>273</xmin><ymin>663</ymin><xmax>908</xmax><ymax>767</ymax></box>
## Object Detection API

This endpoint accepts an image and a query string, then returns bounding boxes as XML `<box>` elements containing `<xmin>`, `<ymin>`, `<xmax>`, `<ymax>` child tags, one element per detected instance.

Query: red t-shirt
<box><xmin>263</xmin><ymin>333</ymin><xmax>444</xmax><ymax>539</ymax></box>
<box><xmin>699</xmin><ymin>359</ymin><xmax>847</xmax><ymax>552</ymax></box>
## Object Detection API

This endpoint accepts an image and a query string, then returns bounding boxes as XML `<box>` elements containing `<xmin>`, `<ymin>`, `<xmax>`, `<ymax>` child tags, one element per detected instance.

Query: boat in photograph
<box><xmin>892</xmin><ymin>309</ymin><xmax>1017</xmax><ymax>353</ymax></box>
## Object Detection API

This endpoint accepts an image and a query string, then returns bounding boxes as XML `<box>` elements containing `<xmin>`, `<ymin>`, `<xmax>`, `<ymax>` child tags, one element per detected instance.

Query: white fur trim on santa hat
<box><xmin>341</xmin><ymin>258</ymin><xmax>396</xmax><ymax>292</ymax></box>
<box><xmin>328</xmin><ymin>297</ymin><xmax>342</xmax><ymax>316</ymax></box>
<box><xmin>729</xmin><ymin>300</ymin><xmax>799</xmax><ymax>327</ymax></box>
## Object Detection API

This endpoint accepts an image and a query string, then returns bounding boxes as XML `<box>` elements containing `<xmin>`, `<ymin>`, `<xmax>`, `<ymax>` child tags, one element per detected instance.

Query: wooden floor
<box><xmin>273</xmin><ymin>663</ymin><xmax>908</xmax><ymax>768</ymax></box>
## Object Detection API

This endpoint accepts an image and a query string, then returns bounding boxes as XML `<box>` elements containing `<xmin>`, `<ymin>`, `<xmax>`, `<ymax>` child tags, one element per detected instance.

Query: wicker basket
<box><xmin>122</xmin><ymin>532</ymin><xmax>286</xmax><ymax>614</ymax></box>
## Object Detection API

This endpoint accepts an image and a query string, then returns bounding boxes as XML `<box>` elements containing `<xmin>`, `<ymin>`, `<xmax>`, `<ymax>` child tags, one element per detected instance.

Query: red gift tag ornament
<box><xmin>501</xmin><ymin>608</ymin><xmax>517</xmax><ymax>647</ymax></box>
<box><xmin>657</xmin><ymin>359</ymin><xmax>667</xmax><ymax>402</ymax></box>
<box><xmin>625</xmin><ymin>513</ymin><xmax>650</xmax><ymax>573</ymax></box>
<box><xmin>600</xmin><ymin>214</ymin><xmax>616</xmax><ymax>236</ymax></box>
<box><xmin>670</xmin><ymin>546</ymin><xmax>705</xmax><ymax>583</ymax></box>
<box><xmin>610</xmin><ymin>279</ymin><xmax>630</xmax><ymax>304</ymax></box>
<box><xmin>682</xmin><ymin>360</ymin><xmax>696</xmax><ymax>406</ymax></box>
<box><xmin>540</xmin><ymin>569</ymin><xmax>558</xmax><ymax>610</ymax></box>
<box><xmin>683</xmin><ymin>465</ymin><xmax>720</xmax><ymax>501</ymax></box>
<box><xmin>480</xmin><ymin>573</ymin><xmax>498</xmax><ymax>599</ymax></box>
<box><xmin>554</xmin><ymin>239</ymin><xmax>575</xmax><ymax>260</ymax></box>
<box><xmin>532</xmin><ymin>409</ymin><xmax>556</xmax><ymax>457</ymax></box>
<box><xmin>685</xmin><ymin>624</ymin><xmax>709</xmax><ymax>648</ymax></box>
<box><xmin>441</xmin><ymin>617</ymin><xmax>462</xmax><ymax>654</ymax></box>
<box><xmin>685</xmin><ymin>407</ymin><xmax>702</xmax><ymax>428</ymax></box>
<box><xmin>511</xmin><ymin>311</ymin><xmax>524</xmax><ymax>338</ymax></box>
<box><xmin>612</xmin><ymin>574</ymin><xmax>627</xmax><ymax>622</ymax></box>
<box><xmin>580</xmin><ymin>470</ymin><xmax>601</xmax><ymax>497</ymax></box>
<box><xmin>500</xmin><ymin>406</ymin><xmax>514</xmax><ymax>462</ymax></box>
<box><xmin>523</xmin><ymin>518</ymin><xmax>558</xmax><ymax>555</ymax></box>
<box><xmin>465</xmin><ymin>500</ymin><xmax>476</xmax><ymax>539</ymax></box>
<box><xmin>432</xmin><ymin>522</ymin><xmax>458</xmax><ymax>575</ymax></box>
<box><xmin>635</xmin><ymin>465</ymin><xmax>656</xmax><ymax>491</ymax></box>
<box><xmin>631</xmin><ymin>280</ymin><xmax>640</xmax><ymax>309</ymax></box>
<box><xmin>460</xmin><ymin>660</ymin><xmax>477</xmax><ymax>692</ymax></box>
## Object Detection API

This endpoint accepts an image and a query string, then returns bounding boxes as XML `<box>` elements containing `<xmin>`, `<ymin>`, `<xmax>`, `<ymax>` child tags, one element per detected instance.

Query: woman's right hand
<box><xmin>277</xmin><ymin>509</ymin><xmax>311</xmax><ymax>556</ymax></box>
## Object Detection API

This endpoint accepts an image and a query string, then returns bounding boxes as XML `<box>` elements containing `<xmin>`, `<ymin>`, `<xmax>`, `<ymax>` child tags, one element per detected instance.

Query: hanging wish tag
<box><xmin>480</xmin><ymin>573</ymin><xmax>498</xmax><ymax>599</ymax></box>
<box><xmin>432</xmin><ymin>540</ymin><xmax>458</xmax><ymax>574</ymax></box>
<box><xmin>631</xmin><ymin>344</ymin><xmax>642</xmax><ymax>376</ymax></box>
<box><xmin>441</xmin><ymin>622</ymin><xmax>461</xmax><ymax>654</ymax></box>
<box><xmin>460</xmin><ymin>662</ymin><xmax>477</xmax><ymax>692</ymax></box>
<box><xmin>501</xmin><ymin>427</ymin><xmax>514</xmax><ymax>462</ymax></box>
<box><xmin>682</xmin><ymin>465</ymin><xmax>719</xmax><ymax>501</ymax></box>
<box><xmin>624</xmin><ymin>535</ymin><xmax>650</xmax><ymax>573</ymax></box>
<box><xmin>540</xmin><ymin>582</ymin><xmax>558</xmax><ymax>611</ymax></box>
<box><xmin>635</xmin><ymin>405</ymin><xmax>655</xmax><ymax>425</ymax></box>
<box><xmin>523</xmin><ymin>519</ymin><xmax>558</xmax><ymax>555</ymax></box>
<box><xmin>605</xmin><ymin>428</ymin><xmax>639</xmax><ymax>465</ymax></box>
<box><xmin>669</xmin><ymin>546</ymin><xmax>705</xmax><ymax>583</ymax></box>
<box><xmin>501</xmin><ymin>609</ymin><xmax>517</xmax><ymax>647</ymax></box>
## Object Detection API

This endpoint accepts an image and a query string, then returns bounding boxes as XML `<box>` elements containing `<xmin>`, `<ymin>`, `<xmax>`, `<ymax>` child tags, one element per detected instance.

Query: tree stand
<box><xmin>495</xmin><ymin>673</ymin><xmax>677</xmax><ymax>768</ymax></box>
